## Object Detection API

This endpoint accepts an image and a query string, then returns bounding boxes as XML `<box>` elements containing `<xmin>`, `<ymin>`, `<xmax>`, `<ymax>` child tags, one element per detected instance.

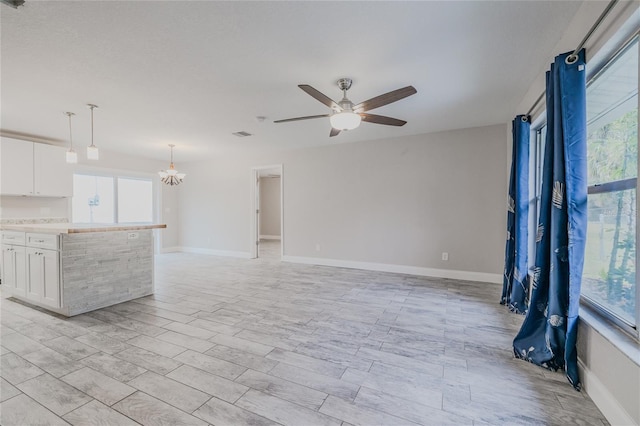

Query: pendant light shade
<box><xmin>87</xmin><ymin>104</ymin><xmax>99</xmax><ymax>160</ymax></box>
<box><xmin>159</xmin><ymin>144</ymin><xmax>185</xmax><ymax>185</ymax></box>
<box><xmin>64</xmin><ymin>112</ymin><xmax>78</xmax><ymax>164</ymax></box>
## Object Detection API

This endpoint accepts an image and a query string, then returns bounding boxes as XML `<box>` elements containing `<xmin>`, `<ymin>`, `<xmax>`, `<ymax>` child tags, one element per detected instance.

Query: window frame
<box><xmin>529</xmin><ymin>32</ymin><xmax>640</xmax><ymax>341</ymax></box>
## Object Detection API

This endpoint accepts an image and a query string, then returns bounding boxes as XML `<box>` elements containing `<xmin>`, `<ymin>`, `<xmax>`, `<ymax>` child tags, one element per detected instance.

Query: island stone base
<box><xmin>61</xmin><ymin>229</ymin><xmax>154</xmax><ymax>316</ymax></box>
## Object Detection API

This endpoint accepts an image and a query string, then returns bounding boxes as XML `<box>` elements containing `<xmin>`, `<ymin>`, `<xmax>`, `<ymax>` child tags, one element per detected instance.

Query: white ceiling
<box><xmin>1</xmin><ymin>1</ymin><xmax>585</xmax><ymax>162</ymax></box>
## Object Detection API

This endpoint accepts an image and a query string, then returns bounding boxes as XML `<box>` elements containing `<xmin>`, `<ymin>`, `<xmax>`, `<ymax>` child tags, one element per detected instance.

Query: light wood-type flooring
<box><xmin>0</xmin><ymin>246</ymin><xmax>608</xmax><ymax>425</ymax></box>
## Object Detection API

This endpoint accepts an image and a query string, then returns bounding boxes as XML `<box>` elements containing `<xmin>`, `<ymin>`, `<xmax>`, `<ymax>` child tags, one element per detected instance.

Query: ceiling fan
<box><xmin>274</xmin><ymin>78</ymin><xmax>417</xmax><ymax>137</ymax></box>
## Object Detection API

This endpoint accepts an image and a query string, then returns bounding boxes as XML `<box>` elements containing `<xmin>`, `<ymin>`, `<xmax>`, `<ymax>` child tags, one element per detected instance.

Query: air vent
<box><xmin>232</xmin><ymin>131</ymin><xmax>252</xmax><ymax>137</ymax></box>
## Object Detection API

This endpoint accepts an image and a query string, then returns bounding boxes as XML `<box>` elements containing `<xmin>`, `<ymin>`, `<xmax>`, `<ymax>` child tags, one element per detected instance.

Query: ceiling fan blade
<box><xmin>360</xmin><ymin>113</ymin><xmax>407</xmax><ymax>126</ymax></box>
<box><xmin>274</xmin><ymin>114</ymin><xmax>330</xmax><ymax>123</ymax></box>
<box><xmin>299</xmin><ymin>85</ymin><xmax>341</xmax><ymax>110</ymax></box>
<box><xmin>353</xmin><ymin>86</ymin><xmax>417</xmax><ymax>113</ymax></box>
<box><xmin>329</xmin><ymin>128</ymin><xmax>341</xmax><ymax>137</ymax></box>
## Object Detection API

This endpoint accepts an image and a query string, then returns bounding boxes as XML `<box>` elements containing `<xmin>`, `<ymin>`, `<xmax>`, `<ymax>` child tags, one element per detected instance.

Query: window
<box><xmin>583</xmin><ymin>36</ymin><xmax>638</xmax><ymax>330</ymax></box>
<box><xmin>117</xmin><ymin>178</ymin><xmax>153</xmax><ymax>223</ymax></box>
<box><xmin>72</xmin><ymin>174</ymin><xmax>154</xmax><ymax>224</ymax></box>
<box><xmin>72</xmin><ymin>175</ymin><xmax>115</xmax><ymax>224</ymax></box>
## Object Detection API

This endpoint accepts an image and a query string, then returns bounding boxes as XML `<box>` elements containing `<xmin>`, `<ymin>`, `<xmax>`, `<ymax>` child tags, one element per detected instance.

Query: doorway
<box><xmin>250</xmin><ymin>165</ymin><xmax>283</xmax><ymax>259</ymax></box>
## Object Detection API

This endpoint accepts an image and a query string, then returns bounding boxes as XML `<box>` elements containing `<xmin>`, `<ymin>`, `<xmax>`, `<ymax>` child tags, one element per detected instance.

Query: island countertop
<box><xmin>0</xmin><ymin>223</ymin><xmax>167</xmax><ymax>234</ymax></box>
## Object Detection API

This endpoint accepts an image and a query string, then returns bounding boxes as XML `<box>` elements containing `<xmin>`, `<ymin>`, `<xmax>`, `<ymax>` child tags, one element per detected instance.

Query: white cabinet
<box><xmin>0</xmin><ymin>231</ymin><xmax>61</xmax><ymax>310</ymax></box>
<box><xmin>34</xmin><ymin>143</ymin><xmax>73</xmax><ymax>197</ymax></box>
<box><xmin>0</xmin><ymin>138</ymin><xmax>34</xmax><ymax>195</ymax></box>
<box><xmin>1</xmin><ymin>244</ymin><xmax>26</xmax><ymax>297</ymax></box>
<box><xmin>26</xmin><ymin>247</ymin><xmax>60</xmax><ymax>309</ymax></box>
<box><xmin>0</xmin><ymin>137</ymin><xmax>73</xmax><ymax>197</ymax></box>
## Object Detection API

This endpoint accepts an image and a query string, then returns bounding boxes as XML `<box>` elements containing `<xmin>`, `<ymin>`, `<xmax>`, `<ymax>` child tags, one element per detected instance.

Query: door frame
<box><xmin>250</xmin><ymin>164</ymin><xmax>283</xmax><ymax>259</ymax></box>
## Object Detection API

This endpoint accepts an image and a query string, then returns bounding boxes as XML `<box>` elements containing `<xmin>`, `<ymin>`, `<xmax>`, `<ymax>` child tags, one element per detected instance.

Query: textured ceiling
<box><xmin>1</xmin><ymin>1</ymin><xmax>585</xmax><ymax>162</ymax></box>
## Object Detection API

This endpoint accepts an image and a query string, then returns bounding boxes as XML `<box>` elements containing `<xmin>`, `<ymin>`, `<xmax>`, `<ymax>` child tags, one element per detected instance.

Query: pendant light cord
<box><xmin>65</xmin><ymin>112</ymin><xmax>75</xmax><ymax>150</ymax></box>
<box><xmin>90</xmin><ymin>107</ymin><xmax>94</xmax><ymax>147</ymax></box>
<box><xmin>88</xmin><ymin>104</ymin><xmax>98</xmax><ymax>147</ymax></box>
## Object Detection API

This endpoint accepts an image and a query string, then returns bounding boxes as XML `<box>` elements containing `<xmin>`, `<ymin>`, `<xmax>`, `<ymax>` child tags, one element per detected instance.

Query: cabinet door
<box><xmin>40</xmin><ymin>249</ymin><xmax>60</xmax><ymax>308</ymax></box>
<box><xmin>25</xmin><ymin>247</ymin><xmax>44</xmax><ymax>303</ymax></box>
<box><xmin>1</xmin><ymin>245</ymin><xmax>26</xmax><ymax>297</ymax></box>
<box><xmin>25</xmin><ymin>248</ymin><xmax>60</xmax><ymax>308</ymax></box>
<box><xmin>0</xmin><ymin>138</ymin><xmax>34</xmax><ymax>196</ymax></box>
<box><xmin>34</xmin><ymin>143</ymin><xmax>73</xmax><ymax>197</ymax></box>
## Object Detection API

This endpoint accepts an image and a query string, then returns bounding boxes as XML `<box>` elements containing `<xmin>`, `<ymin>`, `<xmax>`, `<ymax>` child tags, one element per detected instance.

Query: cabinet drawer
<box><xmin>26</xmin><ymin>233</ymin><xmax>59</xmax><ymax>250</ymax></box>
<box><xmin>1</xmin><ymin>231</ymin><xmax>26</xmax><ymax>245</ymax></box>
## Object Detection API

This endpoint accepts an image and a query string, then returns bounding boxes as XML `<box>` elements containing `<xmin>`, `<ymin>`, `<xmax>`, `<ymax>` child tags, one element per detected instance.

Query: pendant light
<box><xmin>64</xmin><ymin>112</ymin><xmax>77</xmax><ymax>164</ymax></box>
<box><xmin>87</xmin><ymin>104</ymin><xmax>99</xmax><ymax>160</ymax></box>
<box><xmin>159</xmin><ymin>144</ymin><xmax>186</xmax><ymax>186</ymax></box>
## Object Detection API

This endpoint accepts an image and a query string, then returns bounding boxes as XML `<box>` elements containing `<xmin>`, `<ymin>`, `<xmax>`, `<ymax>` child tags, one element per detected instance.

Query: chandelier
<box><xmin>159</xmin><ymin>144</ymin><xmax>186</xmax><ymax>186</ymax></box>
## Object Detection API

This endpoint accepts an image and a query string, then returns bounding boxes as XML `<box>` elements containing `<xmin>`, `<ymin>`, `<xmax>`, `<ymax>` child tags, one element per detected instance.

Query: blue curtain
<box><xmin>513</xmin><ymin>49</ymin><xmax>587</xmax><ymax>390</ymax></box>
<box><xmin>501</xmin><ymin>115</ymin><xmax>530</xmax><ymax>314</ymax></box>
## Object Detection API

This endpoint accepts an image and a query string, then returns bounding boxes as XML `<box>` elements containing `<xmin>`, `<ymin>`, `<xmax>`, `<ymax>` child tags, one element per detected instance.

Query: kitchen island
<box><xmin>1</xmin><ymin>223</ymin><xmax>166</xmax><ymax>316</ymax></box>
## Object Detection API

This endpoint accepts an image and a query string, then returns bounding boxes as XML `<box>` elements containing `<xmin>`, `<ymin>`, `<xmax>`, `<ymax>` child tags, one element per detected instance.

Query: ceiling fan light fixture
<box><xmin>330</xmin><ymin>111</ymin><xmax>361</xmax><ymax>131</ymax></box>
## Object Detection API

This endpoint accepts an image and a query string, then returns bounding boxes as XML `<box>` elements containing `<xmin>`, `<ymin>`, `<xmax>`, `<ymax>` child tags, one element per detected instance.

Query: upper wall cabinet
<box><xmin>0</xmin><ymin>138</ymin><xmax>34</xmax><ymax>195</ymax></box>
<box><xmin>34</xmin><ymin>143</ymin><xmax>74</xmax><ymax>197</ymax></box>
<box><xmin>0</xmin><ymin>138</ymin><xmax>73</xmax><ymax>197</ymax></box>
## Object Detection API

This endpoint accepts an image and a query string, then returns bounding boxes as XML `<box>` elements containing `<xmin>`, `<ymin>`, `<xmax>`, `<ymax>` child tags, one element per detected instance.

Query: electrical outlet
<box><xmin>442</xmin><ymin>252</ymin><xmax>449</xmax><ymax>261</ymax></box>
<box><xmin>315</xmin><ymin>243</ymin><xmax>321</xmax><ymax>252</ymax></box>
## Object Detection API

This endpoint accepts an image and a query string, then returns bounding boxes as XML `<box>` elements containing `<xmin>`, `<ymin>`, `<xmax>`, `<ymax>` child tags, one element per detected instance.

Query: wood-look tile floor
<box><xmin>0</xmin><ymin>249</ymin><xmax>608</xmax><ymax>425</ymax></box>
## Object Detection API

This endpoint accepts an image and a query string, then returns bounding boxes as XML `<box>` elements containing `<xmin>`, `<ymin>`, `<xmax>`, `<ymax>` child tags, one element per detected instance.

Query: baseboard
<box><xmin>259</xmin><ymin>235</ymin><xmax>281</xmax><ymax>240</ymax></box>
<box><xmin>281</xmin><ymin>255</ymin><xmax>501</xmax><ymax>284</ymax></box>
<box><xmin>578</xmin><ymin>359</ymin><xmax>637</xmax><ymax>426</ymax></box>
<box><xmin>179</xmin><ymin>246</ymin><xmax>251</xmax><ymax>259</ymax></box>
<box><xmin>159</xmin><ymin>246</ymin><xmax>181</xmax><ymax>253</ymax></box>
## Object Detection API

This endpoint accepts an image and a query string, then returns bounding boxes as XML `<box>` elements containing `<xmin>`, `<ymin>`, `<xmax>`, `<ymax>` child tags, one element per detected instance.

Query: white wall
<box><xmin>259</xmin><ymin>176</ymin><xmax>281</xmax><ymax>238</ymax></box>
<box><xmin>577</xmin><ymin>316</ymin><xmax>640</xmax><ymax>426</ymax></box>
<box><xmin>179</xmin><ymin>123</ymin><xmax>508</xmax><ymax>279</ymax></box>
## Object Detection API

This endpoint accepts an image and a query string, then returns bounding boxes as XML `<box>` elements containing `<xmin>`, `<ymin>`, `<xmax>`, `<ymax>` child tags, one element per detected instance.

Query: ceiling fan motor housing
<box><xmin>337</xmin><ymin>78</ymin><xmax>353</xmax><ymax>91</ymax></box>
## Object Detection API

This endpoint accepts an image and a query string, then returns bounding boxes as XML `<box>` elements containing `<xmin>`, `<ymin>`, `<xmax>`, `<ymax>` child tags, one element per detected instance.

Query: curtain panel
<box><xmin>501</xmin><ymin>115</ymin><xmax>530</xmax><ymax>314</ymax></box>
<box><xmin>513</xmin><ymin>49</ymin><xmax>587</xmax><ymax>390</ymax></box>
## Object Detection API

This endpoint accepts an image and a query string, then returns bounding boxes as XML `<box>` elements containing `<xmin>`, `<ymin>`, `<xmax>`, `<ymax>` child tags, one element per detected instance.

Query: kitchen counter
<box><xmin>1</xmin><ymin>225</ymin><xmax>165</xmax><ymax>316</ymax></box>
<box><xmin>0</xmin><ymin>223</ymin><xmax>166</xmax><ymax>234</ymax></box>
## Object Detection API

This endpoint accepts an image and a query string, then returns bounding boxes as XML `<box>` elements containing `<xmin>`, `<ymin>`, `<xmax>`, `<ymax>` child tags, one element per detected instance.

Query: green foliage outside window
<box><xmin>583</xmin><ymin>109</ymin><xmax>638</xmax><ymax>324</ymax></box>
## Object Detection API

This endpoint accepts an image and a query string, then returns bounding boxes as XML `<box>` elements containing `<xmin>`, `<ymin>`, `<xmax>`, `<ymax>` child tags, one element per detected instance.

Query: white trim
<box><xmin>578</xmin><ymin>359</ymin><xmax>637</xmax><ymax>426</ymax></box>
<box><xmin>159</xmin><ymin>246</ymin><xmax>181</xmax><ymax>253</ymax></box>
<box><xmin>250</xmin><ymin>164</ymin><xmax>284</xmax><ymax>259</ymax></box>
<box><xmin>179</xmin><ymin>246</ymin><xmax>251</xmax><ymax>259</ymax></box>
<box><xmin>281</xmin><ymin>255</ymin><xmax>502</xmax><ymax>284</ymax></box>
<box><xmin>259</xmin><ymin>235</ymin><xmax>281</xmax><ymax>240</ymax></box>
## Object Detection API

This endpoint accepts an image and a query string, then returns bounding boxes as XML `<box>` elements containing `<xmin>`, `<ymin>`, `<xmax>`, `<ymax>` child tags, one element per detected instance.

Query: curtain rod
<box><xmin>524</xmin><ymin>0</ymin><xmax>619</xmax><ymax>119</ymax></box>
